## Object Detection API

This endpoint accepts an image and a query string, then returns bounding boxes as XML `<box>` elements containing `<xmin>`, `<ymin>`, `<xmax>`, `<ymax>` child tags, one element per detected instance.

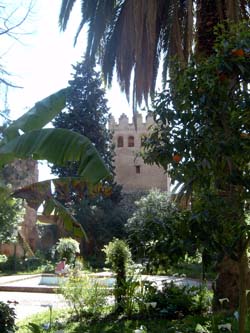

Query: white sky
<box><xmin>1</xmin><ymin>0</ymin><xmax>133</xmax><ymax>180</ymax></box>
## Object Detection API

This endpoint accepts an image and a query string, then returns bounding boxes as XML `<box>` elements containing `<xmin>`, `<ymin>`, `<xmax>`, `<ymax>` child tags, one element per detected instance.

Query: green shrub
<box><xmin>37</xmin><ymin>261</ymin><xmax>55</xmax><ymax>273</ymax></box>
<box><xmin>0</xmin><ymin>255</ymin><xmax>24</xmax><ymax>272</ymax></box>
<box><xmin>59</xmin><ymin>274</ymin><xmax>108</xmax><ymax>319</ymax></box>
<box><xmin>103</xmin><ymin>238</ymin><xmax>132</xmax><ymax>312</ymax></box>
<box><xmin>54</xmin><ymin>237</ymin><xmax>80</xmax><ymax>264</ymax></box>
<box><xmin>141</xmin><ymin>281</ymin><xmax>211</xmax><ymax>319</ymax></box>
<box><xmin>23</xmin><ymin>257</ymin><xmax>43</xmax><ymax>271</ymax></box>
<box><xmin>0</xmin><ymin>301</ymin><xmax>16</xmax><ymax>333</ymax></box>
<box><xmin>0</xmin><ymin>254</ymin><xmax>7</xmax><ymax>263</ymax></box>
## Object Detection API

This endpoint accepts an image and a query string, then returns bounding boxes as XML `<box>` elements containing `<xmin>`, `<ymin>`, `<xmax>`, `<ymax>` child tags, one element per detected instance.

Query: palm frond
<box><xmin>85</xmin><ymin>0</ymin><xmax>117</xmax><ymax>59</ymax></box>
<box><xmin>59</xmin><ymin>0</ymin><xmax>77</xmax><ymax>31</ymax></box>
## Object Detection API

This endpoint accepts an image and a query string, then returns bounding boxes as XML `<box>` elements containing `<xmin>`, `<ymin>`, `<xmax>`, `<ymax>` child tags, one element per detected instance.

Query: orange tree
<box><xmin>143</xmin><ymin>22</ymin><xmax>250</xmax><ymax>331</ymax></box>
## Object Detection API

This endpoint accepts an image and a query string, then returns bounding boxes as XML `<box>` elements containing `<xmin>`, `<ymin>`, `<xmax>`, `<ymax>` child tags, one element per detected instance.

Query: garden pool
<box><xmin>0</xmin><ymin>273</ymin><xmax>116</xmax><ymax>293</ymax></box>
<box><xmin>39</xmin><ymin>274</ymin><xmax>116</xmax><ymax>287</ymax></box>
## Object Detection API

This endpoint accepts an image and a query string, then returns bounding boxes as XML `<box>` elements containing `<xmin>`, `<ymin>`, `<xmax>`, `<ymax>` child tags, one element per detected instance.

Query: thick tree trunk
<box><xmin>213</xmin><ymin>255</ymin><xmax>250</xmax><ymax>311</ymax></box>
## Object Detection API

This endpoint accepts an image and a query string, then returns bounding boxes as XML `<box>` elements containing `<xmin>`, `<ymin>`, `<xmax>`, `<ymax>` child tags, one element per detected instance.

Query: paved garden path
<box><xmin>0</xmin><ymin>290</ymin><xmax>66</xmax><ymax>322</ymax></box>
<box><xmin>0</xmin><ymin>275</ymin><xmax>66</xmax><ymax>321</ymax></box>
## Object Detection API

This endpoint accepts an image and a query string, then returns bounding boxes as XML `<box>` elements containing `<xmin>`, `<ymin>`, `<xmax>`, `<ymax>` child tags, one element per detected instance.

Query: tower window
<box><xmin>128</xmin><ymin>136</ymin><xmax>134</xmax><ymax>147</ymax></box>
<box><xmin>117</xmin><ymin>136</ymin><xmax>124</xmax><ymax>147</ymax></box>
<box><xmin>135</xmin><ymin>165</ymin><xmax>141</xmax><ymax>174</ymax></box>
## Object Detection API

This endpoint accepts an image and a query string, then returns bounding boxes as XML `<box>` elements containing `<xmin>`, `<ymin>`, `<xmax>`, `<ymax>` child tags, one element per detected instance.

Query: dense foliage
<box><xmin>0</xmin><ymin>301</ymin><xmax>16</xmax><ymax>333</ymax></box>
<box><xmin>51</xmin><ymin>61</ymin><xmax>114</xmax><ymax>176</ymax></box>
<box><xmin>0</xmin><ymin>187</ymin><xmax>23</xmax><ymax>243</ymax></box>
<box><xmin>0</xmin><ymin>119</ymin><xmax>23</xmax><ymax>243</ymax></box>
<box><xmin>74</xmin><ymin>198</ymin><xmax>126</xmax><ymax>266</ymax></box>
<box><xmin>126</xmin><ymin>189</ymin><xmax>195</xmax><ymax>273</ymax></box>
<box><xmin>143</xmin><ymin>22</ymin><xmax>250</xmax><ymax>259</ymax></box>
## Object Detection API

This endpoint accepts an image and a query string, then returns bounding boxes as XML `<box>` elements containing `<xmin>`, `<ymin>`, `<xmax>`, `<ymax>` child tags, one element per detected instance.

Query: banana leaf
<box><xmin>3</xmin><ymin>88</ymin><xmax>68</xmax><ymax>141</ymax></box>
<box><xmin>0</xmin><ymin>128</ymin><xmax>110</xmax><ymax>184</ymax></box>
<box><xmin>13</xmin><ymin>180</ymin><xmax>87</xmax><ymax>239</ymax></box>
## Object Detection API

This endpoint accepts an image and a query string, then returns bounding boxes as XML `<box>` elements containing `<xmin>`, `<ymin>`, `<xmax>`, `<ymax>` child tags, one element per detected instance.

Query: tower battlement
<box><xmin>109</xmin><ymin>112</ymin><xmax>170</xmax><ymax>193</ymax></box>
<box><xmin>109</xmin><ymin>112</ymin><xmax>154</xmax><ymax>131</ymax></box>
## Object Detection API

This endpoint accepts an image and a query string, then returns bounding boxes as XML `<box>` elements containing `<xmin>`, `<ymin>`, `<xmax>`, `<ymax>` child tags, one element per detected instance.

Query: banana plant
<box><xmin>0</xmin><ymin>88</ymin><xmax>110</xmax><ymax>238</ymax></box>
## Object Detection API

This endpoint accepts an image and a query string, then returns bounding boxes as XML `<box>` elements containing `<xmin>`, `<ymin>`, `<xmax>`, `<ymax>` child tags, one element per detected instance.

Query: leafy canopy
<box><xmin>142</xmin><ymin>21</ymin><xmax>250</xmax><ymax>259</ymax></box>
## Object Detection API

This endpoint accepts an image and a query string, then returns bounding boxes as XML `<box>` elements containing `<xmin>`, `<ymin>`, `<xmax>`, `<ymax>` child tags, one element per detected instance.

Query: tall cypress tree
<box><xmin>51</xmin><ymin>60</ymin><xmax>114</xmax><ymax>177</ymax></box>
<box><xmin>51</xmin><ymin>60</ymin><xmax>124</xmax><ymax>264</ymax></box>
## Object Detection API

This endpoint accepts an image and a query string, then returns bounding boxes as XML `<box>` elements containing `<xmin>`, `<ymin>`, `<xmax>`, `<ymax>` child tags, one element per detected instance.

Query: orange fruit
<box><xmin>172</xmin><ymin>154</ymin><xmax>181</xmax><ymax>163</ymax></box>
<box><xmin>231</xmin><ymin>48</ymin><xmax>244</xmax><ymax>57</ymax></box>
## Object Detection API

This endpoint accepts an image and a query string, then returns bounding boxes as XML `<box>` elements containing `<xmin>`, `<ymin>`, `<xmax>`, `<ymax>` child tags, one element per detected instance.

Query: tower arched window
<box><xmin>117</xmin><ymin>136</ymin><xmax>124</xmax><ymax>147</ymax></box>
<box><xmin>128</xmin><ymin>136</ymin><xmax>134</xmax><ymax>147</ymax></box>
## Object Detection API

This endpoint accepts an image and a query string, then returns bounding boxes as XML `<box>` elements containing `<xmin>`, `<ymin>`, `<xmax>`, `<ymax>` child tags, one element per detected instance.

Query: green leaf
<box><xmin>37</xmin><ymin>197</ymin><xmax>87</xmax><ymax>240</ymax></box>
<box><xmin>12</xmin><ymin>179</ymin><xmax>87</xmax><ymax>239</ymax></box>
<box><xmin>12</xmin><ymin>177</ymin><xmax>113</xmax><ymax>239</ymax></box>
<box><xmin>48</xmin><ymin>197</ymin><xmax>87</xmax><ymax>239</ymax></box>
<box><xmin>4</xmin><ymin>88</ymin><xmax>68</xmax><ymax>141</ymax></box>
<box><xmin>0</xmin><ymin>128</ymin><xmax>110</xmax><ymax>183</ymax></box>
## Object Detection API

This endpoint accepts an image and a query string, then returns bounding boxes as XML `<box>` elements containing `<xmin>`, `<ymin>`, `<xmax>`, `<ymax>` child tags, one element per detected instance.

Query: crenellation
<box><xmin>109</xmin><ymin>112</ymin><xmax>156</xmax><ymax>132</ymax></box>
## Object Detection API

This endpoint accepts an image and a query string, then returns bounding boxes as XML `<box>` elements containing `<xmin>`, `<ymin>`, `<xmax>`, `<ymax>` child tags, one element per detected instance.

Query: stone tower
<box><xmin>109</xmin><ymin>113</ymin><xmax>170</xmax><ymax>192</ymax></box>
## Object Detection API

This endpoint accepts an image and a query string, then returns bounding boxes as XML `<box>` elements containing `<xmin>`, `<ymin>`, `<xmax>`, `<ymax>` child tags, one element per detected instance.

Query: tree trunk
<box><xmin>213</xmin><ymin>253</ymin><xmax>250</xmax><ymax>311</ymax></box>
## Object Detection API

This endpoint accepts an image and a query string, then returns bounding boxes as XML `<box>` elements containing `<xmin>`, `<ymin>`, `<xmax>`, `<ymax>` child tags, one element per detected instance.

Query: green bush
<box><xmin>103</xmin><ymin>238</ymin><xmax>132</xmax><ymax>312</ymax></box>
<box><xmin>141</xmin><ymin>281</ymin><xmax>211</xmax><ymax>319</ymax></box>
<box><xmin>0</xmin><ymin>301</ymin><xmax>16</xmax><ymax>333</ymax></box>
<box><xmin>0</xmin><ymin>254</ymin><xmax>7</xmax><ymax>263</ymax></box>
<box><xmin>59</xmin><ymin>274</ymin><xmax>108</xmax><ymax>319</ymax></box>
<box><xmin>54</xmin><ymin>237</ymin><xmax>80</xmax><ymax>264</ymax></box>
<box><xmin>0</xmin><ymin>255</ymin><xmax>24</xmax><ymax>272</ymax></box>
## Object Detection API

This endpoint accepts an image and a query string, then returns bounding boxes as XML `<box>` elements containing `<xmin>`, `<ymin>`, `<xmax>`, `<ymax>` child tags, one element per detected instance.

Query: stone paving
<box><xmin>0</xmin><ymin>290</ymin><xmax>66</xmax><ymax>322</ymax></box>
<box><xmin>0</xmin><ymin>274</ymin><xmax>67</xmax><ymax>321</ymax></box>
